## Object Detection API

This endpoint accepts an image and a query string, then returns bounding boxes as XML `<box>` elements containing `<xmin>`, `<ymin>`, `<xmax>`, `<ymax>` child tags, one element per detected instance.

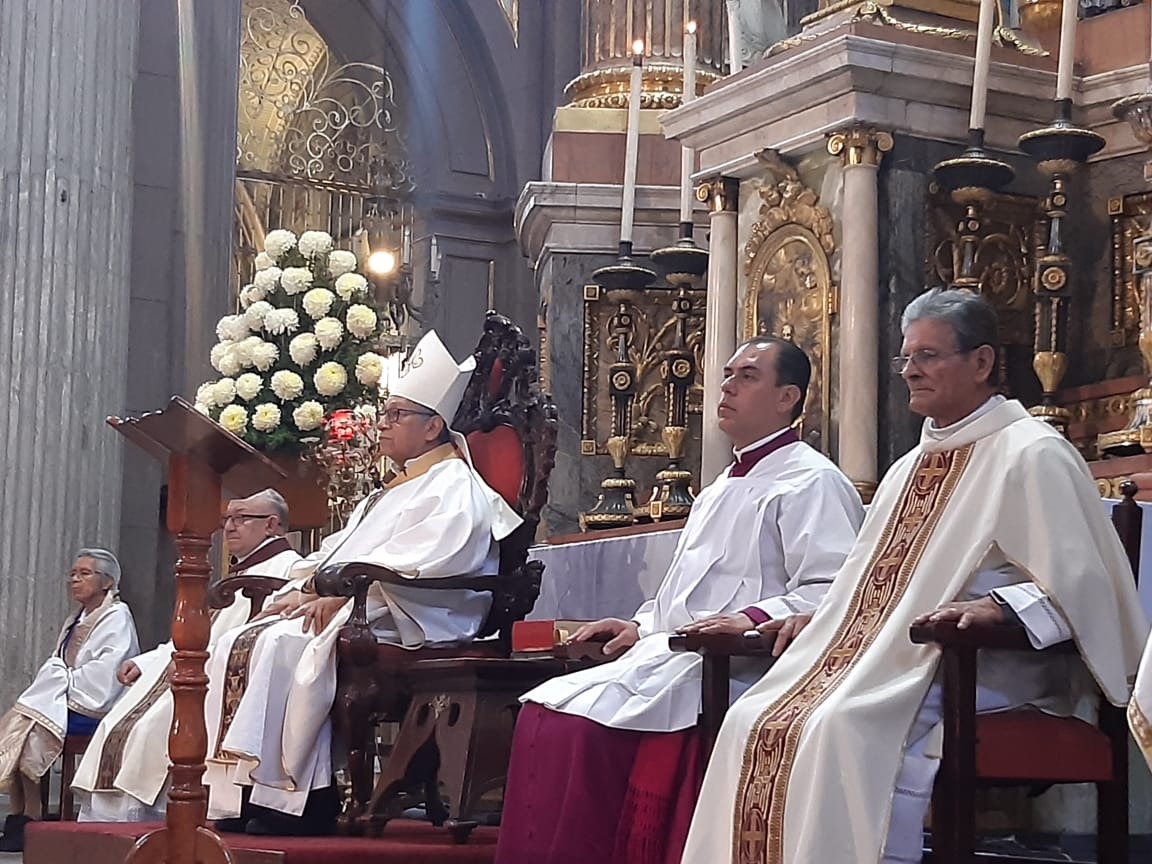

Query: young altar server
<box><xmin>73</xmin><ymin>489</ymin><xmax>302</xmax><ymax>822</ymax></box>
<box><xmin>681</xmin><ymin>288</ymin><xmax>1150</xmax><ymax>864</ymax></box>
<box><xmin>494</xmin><ymin>337</ymin><xmax>864</xmax><ymax>864</ymax></box>
<box><xmin>204</xmin><ymin>329</ymin><xmax>521</xmax><ymax>836</ymax></box>
<box><xmin>0</xmin><ymin>548</ymin><xmax>138</xmax><ymax>851</ymax></box>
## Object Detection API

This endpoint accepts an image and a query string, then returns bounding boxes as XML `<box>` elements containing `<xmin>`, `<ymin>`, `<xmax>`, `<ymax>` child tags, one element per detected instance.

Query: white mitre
<box><xmin>390</xmin><ymin>329</ymin><xmax>522</xmax><ymax>540</ymax></box>
<box><xmin>391</xmin><ymin>329</ymin><xmax>475</xmax><ymax>423</ymax></box>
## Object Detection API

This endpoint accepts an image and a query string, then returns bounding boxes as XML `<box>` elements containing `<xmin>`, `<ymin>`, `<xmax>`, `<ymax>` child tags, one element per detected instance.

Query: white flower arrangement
<box><xmin>199</xmin><ymin>227</ymin><xmax>396</xmax><ymax>452</ymax></box>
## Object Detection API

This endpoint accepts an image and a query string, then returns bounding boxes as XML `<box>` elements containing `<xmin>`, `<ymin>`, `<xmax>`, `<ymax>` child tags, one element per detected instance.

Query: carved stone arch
<box><xmin>743</xmin><ymin>154</ymin><xmax>837</xmax><ymax>453</ymax></box>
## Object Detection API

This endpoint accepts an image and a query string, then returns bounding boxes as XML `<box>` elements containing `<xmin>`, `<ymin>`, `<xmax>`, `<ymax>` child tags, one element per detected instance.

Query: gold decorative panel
<box><xmin>925</xmin><ymin>188</ymin><xmax>1041</xmax><ymax>351</ymax></box>
<box><xmin>743</xmin><ymin>155</ymin><xmax>836</xmax><ymax>453</ymax></box>
<box><xmin>1109</xmin><ymin>192</ymin><xmax>1152</xmax><ymax>347</ymax></box>
<box><xmin>581</xmin><ymin>285</ymin><xmax>705</xmax><ymax>456</ymax></box>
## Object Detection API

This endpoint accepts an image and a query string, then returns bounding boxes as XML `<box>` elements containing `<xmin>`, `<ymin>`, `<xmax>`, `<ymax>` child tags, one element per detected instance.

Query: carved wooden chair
<box><xmin>313</xmin><ymin>311</ymin><xmax>558</xmax><ymax>839</ymax></box>
<box><xmin>909</xmin><ymin>480</ymin><xmax>1141</xmax><ymax>864</ymax></box>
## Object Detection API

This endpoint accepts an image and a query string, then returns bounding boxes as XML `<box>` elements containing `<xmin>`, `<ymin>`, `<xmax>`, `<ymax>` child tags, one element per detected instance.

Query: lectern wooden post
<box><xmin>107</xmin><ymin>397</ymin><xmax>285</xmax><ymax>864</ymax></box>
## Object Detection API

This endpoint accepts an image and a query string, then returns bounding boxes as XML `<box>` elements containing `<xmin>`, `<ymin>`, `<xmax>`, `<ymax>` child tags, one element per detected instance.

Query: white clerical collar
<box><xmin>923</xmin><ymin>394</ymin><xmax>1005</xmax><ymax>441</ymax></box>
<box><xmin>733</xmin><ymin>426</ymin><xmax>792</xmax><ymax>459</ymax></box>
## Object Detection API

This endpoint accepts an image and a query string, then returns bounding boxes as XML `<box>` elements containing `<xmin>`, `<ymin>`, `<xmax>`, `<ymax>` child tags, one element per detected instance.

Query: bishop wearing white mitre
<box><xmin>74</xmin><ymin>489</ymin><xmax>302</xmax><ymax>822</ymax></box>
<box><xmin>682</xmin><ymin>288</ymin><xmax>1150</xmax><ymax>864</ymax></box>
<box><xmin>204</xmin><ymin>330</ymin><xmax>521</xmax><ymax>836</ymax></box>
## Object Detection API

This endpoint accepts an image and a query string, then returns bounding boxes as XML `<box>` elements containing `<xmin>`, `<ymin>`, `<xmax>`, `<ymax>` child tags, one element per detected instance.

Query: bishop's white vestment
<box><xmin>0</xmin><ymin>593</ymin><xmax>138</xmax><ymax>787</ymax></box>
<box><xmin>1131</xmin><ymin>634</ymin><xmax>1152</xmax><ymax>771</ymax></box>
<box><xmin>681</xmin><ymin>399</ymin><xmax>1149</xmax><ymax>864</ymax></box>
<box><xmin>73</xmin><ymin>538</ymin><xmax>302</xmax><ymax>822</ymax></box>
<box><xmin>205</xmin><ymin>444</ymin><xmax>520</xmax><ymax>818</ymax></box>
<box><xmin>523</xmin><ymin>431</ymin><xmax>864</xmax><ymax>732</ymax></box>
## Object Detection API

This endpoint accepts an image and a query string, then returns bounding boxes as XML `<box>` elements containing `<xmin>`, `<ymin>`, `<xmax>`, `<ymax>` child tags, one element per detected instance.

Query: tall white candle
<box><xmin>620</xmin><ymin>40</ymin><xmax>645</xmax><ymax>247</ymax></box>
<box><xmin>1055</xmin><ymin>0</ymin><xmax>1078</xmax><ymax>101</ymax></box>
<box><xmin>968</xmin><ymin>0</ymin><xmax>996</xmax><ymax>130</ymax></box>
<box><xmin>726</xmin><ymin>0</ymin><xmax>744</xmax><ymax>74</ymax></box>
<box><xmin>679</xmin><ymin>22</ymin><xmax>697</xmax><ymax>224</ymax></box>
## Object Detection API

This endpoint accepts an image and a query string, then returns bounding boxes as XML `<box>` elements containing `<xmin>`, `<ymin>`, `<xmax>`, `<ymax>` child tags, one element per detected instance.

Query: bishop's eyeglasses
<box><xmin>379</xmin><ymin>406</ymin><xmax>436</xmax><ymax>426</ymax></box>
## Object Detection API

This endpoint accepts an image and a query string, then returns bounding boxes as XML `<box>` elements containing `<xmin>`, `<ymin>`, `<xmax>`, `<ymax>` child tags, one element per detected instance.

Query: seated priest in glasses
<box><xmin>204</xmin><ymin>330</ymin><xmax>521</xmax><ymax>837</ymax></box>
<box><xmin>73</xmin><ymin>489</ymin><xmax>302</xmax><ymax>823</ymax></box>
<box><xmin>681</xmin><ymin>288</ymin><xmax>1150</xmax><ymax>864</ymax></box>
<box><xmin>0</xmin><ymin>549</ymin><xmax>138</xmax><ymax>852</ymax></box>
<box><xmin>495</xmin><ymin>338</ymin><xmax>865</xmax><ymax>864</ymax></box>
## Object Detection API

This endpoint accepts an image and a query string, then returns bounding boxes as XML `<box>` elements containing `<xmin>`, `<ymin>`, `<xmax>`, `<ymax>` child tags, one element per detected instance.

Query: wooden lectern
<box><xmin>107</xmin><ymin>397</ymin><xmax>285</xmax><ymax>864</ymax></box>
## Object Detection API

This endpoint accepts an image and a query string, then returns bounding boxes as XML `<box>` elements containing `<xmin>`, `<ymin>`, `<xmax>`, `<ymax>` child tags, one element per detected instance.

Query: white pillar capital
<box><xmin>827</xmin><ymin>127</ymin><xmax>893</xmax><ymax>169</ymax></box>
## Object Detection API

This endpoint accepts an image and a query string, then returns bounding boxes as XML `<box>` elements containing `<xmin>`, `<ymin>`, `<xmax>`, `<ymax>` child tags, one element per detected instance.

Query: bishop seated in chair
<box><xmin>0</xmin><ymin>549</ymin><xmax>138</xmax><ymax>852</ymax></box>
<box><xmin>682</xmin><ymin>288</ymin><xmax>1151</xmax><ymax>864</ymax></box>
<box><xmin>203</xmin><ymin>329</ymin><xmax>521</xmax><ymax>837</ymax></box>
<box><xmin>495</xmin><ymin>338</ymin><xmax>865</xmax><ymax>864</ymax></box>
<box><xmin>73</xmin><ymin>489</ymin><xmax>303</xmax><ymax>822</ymax></box>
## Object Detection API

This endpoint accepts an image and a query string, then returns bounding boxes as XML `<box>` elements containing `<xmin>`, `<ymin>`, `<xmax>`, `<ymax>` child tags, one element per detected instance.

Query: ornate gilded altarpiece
<box><xmin>925</xmin><ymin>187</ymin><xmax>1042</xmax><ymax>395</ymax></box>
<box><xmin>1107</xmin><ymin>191</ymin><xmax>1152</xmax><ymax>349</ymax></box>
<box><xmin>580</xmin><ymin>285</ymin><xmax>705</xmax><ymax>457</ymax></box>
<box><xmin>742</xmin><ymin>156</ymin><xmax>836</xmax><ymax>453</ymax></box>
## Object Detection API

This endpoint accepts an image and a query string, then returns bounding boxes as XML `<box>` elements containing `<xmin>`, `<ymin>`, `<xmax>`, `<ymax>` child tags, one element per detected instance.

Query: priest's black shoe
<box><xmin>0</xmin><ymin>814</ymin><xmax>32</xmax><ymax>852</ymax></box>
<box><xmin>243</xmin><ymin>785</ymin><xmax>339</xmax><ymax>837</ymax></box>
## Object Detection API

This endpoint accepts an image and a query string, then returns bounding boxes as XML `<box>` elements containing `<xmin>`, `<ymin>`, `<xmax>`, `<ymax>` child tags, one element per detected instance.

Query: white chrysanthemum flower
<box><xmin>195</xmin><ymin>382</ymin><xmax>218</xmax><ymax>409</ymax></box>
<box><xmin>243</xmin><ymin>300</ymin><xmax>274</xmax><ymax>330</ymax></box>
<box><xmin>252</xmin><ymin>403</ymin><xmax>281</xmax><ymax>433</ymax></box>
<box><xmin>289</xmin><ymin>333</ymin><xmax>319</xmax><ymax>367</ymax></box>
<box><xmin>346</xmin><ymin>304</ymin><xmax>378</xmax><ymax>339</ymax></box>
<box><xmin>212</xmin><ymin>377</ymin><xmax>237</xmax><ymax>407</ymax></box>
<box><xmin>293</xmin><ymin>400</ymin><xmax>325</xmax><ymax>432</ymax></box>
<box><xmin>263</xmin><ymin>229</ymin><xmax>297</xmax><ymax>260</ymax></box>
<box><xmin>239</xmin><ymin>284</ymin><xmax>257</xmax><ymax>310</ymax></box>
<box><xmin>249</xmin><ymin>340</ymin><xmax>279</xmax><ymax>372</ymax></box>
<box><xmin>280</xmin><ymin>266</ymin><xmax>314</xmax><ymax>296</ymax></box>
<box><xmin>313</xmin><ymin>361</ymin><xmax>348</xmax><ymax>397</ymax></box>
<box><xmin>210</xmin><ymin>342</ymin><xmax>232</xmax><ymax>373</ymax></box>
<box><xmin>334</xmin><ymin>272</ymin><xmax>368</xmax><ymax>301</ymax></box>
<box><xmin>271</xmin><ymin>369</ymin><xmax>305</xmax><ymax>401</ymax></box>
<box><xmin>215</xmin><ymin>347</ymin><xmax>242</xmax><ymax>378</ymax></box>
<box><xmin>328</xmin><ymin>250</ymin><xmax>358</xmax><ymax>278</ymax></box>
<box><xmin>354</xmin><ymin>403</ymin><xmax>377</xmax><ymax>423</ymax></box>
<box><xmin>314</xmin><ymin>317</ymin><xmax>344</xmax><ymax>350</ymax></box>
<box><xmin>219</xmin><ymin>404</ymin><xmax>248</xmax><ymax>435</ymax></box>
<box><xmin>298</xmin><ymin>230</ymin><xmax>334</xmax><ymax>259</ymax></box>
<box><xmin>215</xmin><ymin>314</ymin><xmax>249</xmax><ymax>343</ymax></box>
<box><xmin>253</xmin><ymin>267</ymin><xmax>282</xmax><ymax>293</ymax></box>
<box><xmin>244</xmin><ymin>282</ymin><xmax>267</xmax><ymax>305</ymax></box>
<box><xmin>254</xmin><ymin>252</ymin><xmax>274</xmax><ymax>271</ymax></box>
<box><xmin>263</xmin><ymin>307</ymin><xmax>300</xmax><ymax>336</ymax></box>
<box><xmin>235</xmin><ymin>372</ymin><xmax>263</xmax><ymax>402</ymax></box>
<box><xmin>355</xmin><ymin>352</ymin><xmax>384</xmax><ymax>387</ymax></box>
<box><xmin>194</xmin><ymin>402</ymin><xmax>211</xmax><ymax>416</ymax></box>
<box><xmin>302</xmin><ymin>287</ymin><xmax>335</xmax><ymax>320</ymax></box>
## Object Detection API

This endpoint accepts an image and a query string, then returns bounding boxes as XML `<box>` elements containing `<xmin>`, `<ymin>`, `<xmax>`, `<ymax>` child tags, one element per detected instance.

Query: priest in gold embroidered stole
<box><xmin>681</xmin><ymin>289</ymin><xmax>1149</xmax><ymax>864</ymax></box>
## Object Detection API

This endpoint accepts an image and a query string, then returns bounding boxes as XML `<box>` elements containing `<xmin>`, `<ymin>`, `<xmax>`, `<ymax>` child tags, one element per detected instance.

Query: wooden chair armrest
<box><xmin>208</xmin><ymin>575</ymin><xmax>288</xmax><ymax>621</ymax></box>
<box><xmin>668</xmin><ymin>631</ymin><xmax>778</xmax><ymax>655</ymax></box>
<box><xmin>313</xmin><ymin>561</ymin><xmax>501</xmax><ymax>597</ymax></box>
<box><xmin>908</xmin><ymin>620</ymin><xmax>1077</xmax><ymax>654</ymax></box>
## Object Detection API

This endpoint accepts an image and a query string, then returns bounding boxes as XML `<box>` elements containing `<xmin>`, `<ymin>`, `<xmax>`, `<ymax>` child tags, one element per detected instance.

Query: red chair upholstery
<box><xmin>466</xmin><ymin>426</ymin><xmax>524</xmax><ymax>508</ymax></box>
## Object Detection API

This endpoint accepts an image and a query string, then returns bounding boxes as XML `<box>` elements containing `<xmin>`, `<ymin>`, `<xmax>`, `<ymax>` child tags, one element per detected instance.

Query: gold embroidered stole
<box><xmin>733</xmin><ymin>446</ymin><xmax>973</xmax><ymax>864</ymax></box>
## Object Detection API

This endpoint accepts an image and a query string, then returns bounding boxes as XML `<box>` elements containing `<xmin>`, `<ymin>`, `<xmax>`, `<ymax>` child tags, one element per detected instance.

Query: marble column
<box><xmin>700</xmin><ymin>176</ymin><xmax>740</xmax><ymax>486</ymax></box>
<box><xmin>0</xmin><ymin>0</ymin><xmax>138</xmax><ymax>706</ymax></box>
<box><xmin>827</xmin><ymin>127</ymin><xmax>891</xmax><ymax>501</ymax></box>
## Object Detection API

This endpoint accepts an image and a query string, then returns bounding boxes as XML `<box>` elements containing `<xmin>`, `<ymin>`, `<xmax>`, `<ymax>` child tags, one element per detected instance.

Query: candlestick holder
<box><xmin>933</xmin><ymin>129</ymin><xmax>1016</xmax><ymax>290</ymax></box>
<box><xmin>581</xmin><ymin>252</ymin><xmax>654</xmax><ymax>530</ymax></box>
<box><xmin>1018</xmin><ymin>102</ymin><xmax>1104</xmax><ymax>434</ymax></box>
<box><xmin>641</xmin><ymin>225</ymin><xmax>708</xmax><ymax>522</ymax></box>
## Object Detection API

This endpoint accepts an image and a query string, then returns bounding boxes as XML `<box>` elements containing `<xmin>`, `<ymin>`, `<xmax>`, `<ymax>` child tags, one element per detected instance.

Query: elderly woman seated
<box><xmin>0</xmin><ymin>548</ymin><xmax>138</xmax><ymax>851</ymax></box>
